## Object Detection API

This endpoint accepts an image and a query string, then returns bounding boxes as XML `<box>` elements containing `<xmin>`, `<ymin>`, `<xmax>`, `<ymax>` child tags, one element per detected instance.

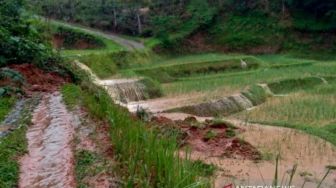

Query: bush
<box><xmin>0</xmin><ymin>0</ymin><xmax>57</xmax><ymax>69</ymax></box>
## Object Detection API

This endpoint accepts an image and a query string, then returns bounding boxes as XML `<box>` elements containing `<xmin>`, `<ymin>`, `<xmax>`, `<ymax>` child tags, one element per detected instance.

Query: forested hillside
<box><xmin>28</xmin><ymin>0</ymin><xmax>336</xmax><ymax>54</ymax></box>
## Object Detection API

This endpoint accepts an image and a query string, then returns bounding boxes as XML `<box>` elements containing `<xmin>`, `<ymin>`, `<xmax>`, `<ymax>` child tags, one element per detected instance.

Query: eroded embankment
<box><xmin>19</xmin><ymin>92</ymin><xmax>76</xmax><ymax>188</ymax></box>
<box><xmin>168</xmin><ymin>76</ymin><xmax>330</xmax><ymax>117</ymax></box>
<box><xmin>168</xmin><ymin>84</ymin><xmax>271</xmax><ymax>116</ymax></box>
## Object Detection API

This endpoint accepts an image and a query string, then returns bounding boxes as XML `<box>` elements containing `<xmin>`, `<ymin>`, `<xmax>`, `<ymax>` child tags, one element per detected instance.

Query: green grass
<box><xmin>0</xmin><ymin>97</ymin><xmax>16</xmax><ymax>122</ymax></box>
<box><xmin>0</xmin><ymin>97</ymin><xmax>30</xmax><ymax>188</ymax></box>
<box><xmin>75</xmin><ymin>150</ymin><xmax>109</xmax><ymax>188</ymax></box>
<box><xmin>61</xmin><ymin>81</ymin><xmax>211</xmax><ymax>187</ymax></box>
<box><xmin>241</xmin><ymin>91</ymin><xmax>336</xmax><ymax>127</ymax></box>
<box><xmin>0</xmin><ymin>126</ymin><xmax>27</xmax><ymax>187</ymax></box>
<box><xmin>78</xmin><ymin>50</ymin><xmax>154</xmax><ymax>79</ymax></box>
<box><xmin>132</xmin><ymin>56</ymin><xmax>261</xmax><ymax>83</ymax></box>
<box><xmin>162</xmin><ymin>61</ymin><xmax>336</xmax><ymax>97</ymax></box>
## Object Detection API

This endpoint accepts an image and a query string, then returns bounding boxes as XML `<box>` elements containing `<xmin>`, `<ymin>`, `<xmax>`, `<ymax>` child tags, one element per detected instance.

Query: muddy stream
<box><xmin>19</xmin><ymin>92</ymin><xmax>76</xmax><ymax>188</ymax></box>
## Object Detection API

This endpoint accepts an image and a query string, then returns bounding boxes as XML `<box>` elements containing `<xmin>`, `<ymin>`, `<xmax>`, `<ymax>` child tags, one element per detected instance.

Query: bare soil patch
<box><xmin>151</xmin><ymin>116</ymin><xmax>260</xmax><ymax>160</ymax></box>
<box><xmin>10</xmin><ymin>64</ymin><xmax>69</xmax><ymax>94</ymax></box>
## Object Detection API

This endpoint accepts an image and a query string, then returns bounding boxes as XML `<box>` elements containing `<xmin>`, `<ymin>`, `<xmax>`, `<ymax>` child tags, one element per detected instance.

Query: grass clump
<box><xmin>0</xmin><ymin>126</ymin><xmax>27</xmax><ymax>187</ymax></box>
<box><xmin>0</xmin><ymin>97</ymin><xmax>16</xmax><ymax>122</ymax></box>
<box><xmin>204</xmin><ymin>130</ymin><xmax>218</xmax><ymax>141</ymax></box>
<box><xmin>61</xmin><ymin>82</ymin><xmax>210</xmax><ymax>187</ymax></box>
<box><xmin>242</xmin><ymin>85</ymin><xmax>268</xmax><ymax>106</ymax></box>
<box><xmin>140</xmin><ymin>77</ymin><xmax>163</xmax><ymax>99</ymax></box>
<box><xmin>61</xmin><ymin>84</ymin><xmax>82</xmax><ymax>109</ymax></box>
<box><xmin>191</xmin><ymin>160</ymin><xmax>216</xmax><ymax>177</ymax></box>
<box><xmin>75</xmin><ymin>150</ymin><xmax>107</xmax><ymax>188</ymax></box>
<box><xmin>79</xmin><ymin>53</ymin><xmax>118</xmax><ymax>78</ymax></box>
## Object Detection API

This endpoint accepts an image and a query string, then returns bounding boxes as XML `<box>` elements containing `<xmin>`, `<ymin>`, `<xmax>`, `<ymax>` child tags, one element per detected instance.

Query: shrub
<box><xmin>0</xmin><ymin>0</ymin><xmax>56</xmax><ymax>68</ymax></box>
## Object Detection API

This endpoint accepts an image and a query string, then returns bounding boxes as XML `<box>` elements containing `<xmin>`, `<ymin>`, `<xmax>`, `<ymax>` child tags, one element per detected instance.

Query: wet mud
<box><xmin>19</xmin><ymin>92</ymin><xmax>76</xmax><ymax>188</ymax></box>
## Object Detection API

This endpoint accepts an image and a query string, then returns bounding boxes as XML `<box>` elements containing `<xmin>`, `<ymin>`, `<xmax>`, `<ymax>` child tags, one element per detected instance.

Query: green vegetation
<box><xmin>79</xmin><ymin>50</ymin><xmax>153</xmax><ymax>78</ymax></box>
<box><xmin>61</xmin><ymin>82</ymin><xmax>210</xmax><ymax>187</ymax></box>
<box><xmin>0</xmin><ymin>97</ymin><xmax>16</xmax><ymax>121</ymax></box>
<box><xmin>161</xmin><ymin>58</ymin><xmax>336</xmax><ymax>97</ymax></box>
<box><xmin>0</xmin><ymin>126</ymin><xmax>27</xmax><ymax>187</ymax></box>
<box><xmin>0</xmin><ymin>0</ymin><xmax>57</xmax><ymax>68</ymax></box>
<box><xmin>28</xmin><ymin>0</ymin><xmax>336</xmax><ymax>53</ymax></box>
<box><xmin>243</xmin><ymin>91</ymin><xmax>336</xmax><ymax>127</ymax></box>
<box><xmin>268</xmin><ymin>77</ymin><xmax>326</xmax><ymax>94</ymax></box>
<box><xmin>75</xmin><ymin>150</ymin><xmax>111</xmax><ymax>188</ymax></box>
<box><xmin>204</xmin><ymin>130</ymin><xmax>218</xmax><ymax>141</ymax></box>
<box><xmin>133</xmin><ymin>56</ymin><xmax>260</xmax><ymax>83</ymax></box>
<box><xmin>0</xmin><ymin>97</ymin><xmax>33</xmax><ymax>188</ymax></box>
<box><xmin>140</xmin><ymin>77</ymin><xmax>163</xmax><ymax>99</ymax></box>
<box><xmin>210</xmin><ymin>13</ymin><xmax>282</xmax><ymax>51</ymax></box>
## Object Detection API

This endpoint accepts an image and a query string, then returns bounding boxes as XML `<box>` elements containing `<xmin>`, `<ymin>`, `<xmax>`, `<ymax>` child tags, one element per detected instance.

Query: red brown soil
<box><xmin>151</xmin><ymin>116</ymin><xmax>260</xmax><ymax>160</ymax></box>
<box><xmin>9</xmin><ymin>64</ymin><xmax>69</xmax><ymax>94</ymax></box>
<box><xmin>52</xmin><ymin>35</ymin><xmax>99</xmax><ymax>49</ymax></box>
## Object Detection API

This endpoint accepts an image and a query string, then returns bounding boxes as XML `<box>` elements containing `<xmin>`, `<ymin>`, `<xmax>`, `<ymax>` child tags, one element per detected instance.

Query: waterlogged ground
<box><xmin>19</xmin><ymin>92</ymin><xmax>76</xmax><ymax>188</ymax></box>
<box><xmin>74</xmin><ymin>60</ymin><xmax>336</xmax><ymax>188</ymax></box>
<box><xmin>152</xmin><ymin>112</ymin><xmax>336</xmax><ymax>187</ymax></box>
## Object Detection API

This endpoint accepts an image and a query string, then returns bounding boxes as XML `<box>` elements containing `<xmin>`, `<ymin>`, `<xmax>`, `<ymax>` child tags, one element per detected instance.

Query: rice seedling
<box><xmin>61</xmin><ymin>83</ymin><xmax>211</xmax><ymax>187</ymax></box>
<box><xmin>316</xmin><ymin>166</ymin><xmax>336</xmax><ymax>188</ymax></box>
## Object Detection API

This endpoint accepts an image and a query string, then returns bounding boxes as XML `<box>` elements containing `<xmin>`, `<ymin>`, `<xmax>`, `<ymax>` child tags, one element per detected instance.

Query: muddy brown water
<box><xmin>19</xmin><ymin>92</ymin><xmax>76</xmax><ymax>188</ymax></box>
<box><xmin>137</xmin><ymin>107</ymin><xmax>336</xmax><ymax>187</ymax></box>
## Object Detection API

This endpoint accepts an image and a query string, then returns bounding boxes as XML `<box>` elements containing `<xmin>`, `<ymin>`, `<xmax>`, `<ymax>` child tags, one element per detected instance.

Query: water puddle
<box><xmin>0</xmin><ymin>99</ymin><xmax>26</xmax><ymax>138</ymax></box>
<box><xmin>19</xmin><ymin>92</ymin><xmax>76</xmax><ymax>188</ymax></box>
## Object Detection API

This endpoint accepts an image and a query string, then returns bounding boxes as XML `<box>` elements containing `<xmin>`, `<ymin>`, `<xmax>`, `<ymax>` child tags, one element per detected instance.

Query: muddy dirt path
<box><xmin>19</xmin><ymin>92</ymin><xmax>76</xmax><ymax>188</ymax></box>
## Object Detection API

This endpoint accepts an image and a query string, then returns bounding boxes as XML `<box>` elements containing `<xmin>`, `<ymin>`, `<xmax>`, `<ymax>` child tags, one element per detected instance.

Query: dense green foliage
<box><xmin>0</xmin><ymin>0</ymin><xmax>56</xmax><ymax>68</ymax></box>
<box><xmin>27</xmin><ymin>0</ymin><xmax>336</xmax><ymax>53</ymax></box>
